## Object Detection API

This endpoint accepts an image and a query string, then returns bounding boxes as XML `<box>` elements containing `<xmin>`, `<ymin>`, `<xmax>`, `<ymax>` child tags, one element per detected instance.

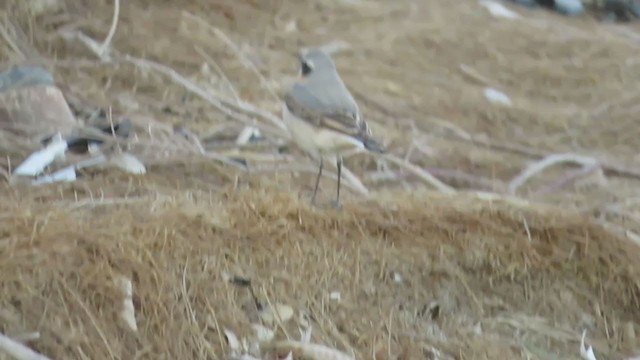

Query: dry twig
<box><xmin>384</xmin><ymin>154</ymin><xmax>455</xmax><ymax>193</ymax></box>
<box><xmin>508</xmin><ymin>153</ymin><xmax>598</xmax><ymax>195</ymax></box>
<box><xmin>98</xmin><ymin>0</ymin><xmax>120</xmax><ymax>58</ymax></box>
<box><xmin>533</xmin><ymin>163</ymin><xmax>601</xmax><ymax>196</ymax></box>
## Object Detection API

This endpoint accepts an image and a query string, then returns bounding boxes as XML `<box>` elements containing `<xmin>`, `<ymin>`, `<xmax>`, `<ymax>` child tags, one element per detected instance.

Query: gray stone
<box><xmin>0</xmin><ymin>66</ymin><xmax>77</xmax><ymax>157</ymax></box>
<box><xmin>0</xmin><ymin>65</ymin><xmax>55</xmax><ymax>93</ymax></box>
<box><xmin>510</xmin><ymin>0</ymin><xmax>539</xmax><ymax>7</ymax></box>
<box><xmin>555</xmin><ymin>0</ymin><xmax>585</xmax><ymax>15</ymax></box>
<box><xmin>631</xmin><ymin>2</ymin><xmax>640</xmax><ymax>17</ymax></box>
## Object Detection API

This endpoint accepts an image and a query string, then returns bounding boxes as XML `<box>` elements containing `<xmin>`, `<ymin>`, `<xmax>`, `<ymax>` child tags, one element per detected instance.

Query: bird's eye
<box><xmin>301</xmin><ymin>60</ymin><xmax>313</xmax><ymax>76</ymax></box>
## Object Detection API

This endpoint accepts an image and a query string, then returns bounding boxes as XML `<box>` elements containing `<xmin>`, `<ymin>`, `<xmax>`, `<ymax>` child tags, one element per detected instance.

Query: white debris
<box><xmin>224</xmin><ymin>328</ymin><xmax>242</xmax><ymax>353</ymax></box>
<box><xmin>0</xmin><ymin>332</ymin><xmax>52</xmax><ymax>360</ymax></box>
<box><xmin>14</xmin><ymin>133</ymin><xmax>67</xmax><ymax>177</ymax></box>
<box><xmin>391</xmin><ymin>272</ymin><xmax>403</xmax><ymax>284</ymax></box>
<box><xmin>116</xmin><ymin>275</ymin><xmax>138</xmax><ymax>332</ymax></box>
<box><xmin>31</xmin><ymin>165</ymin><xmax>77</xmax><ymax>186</ymax></box>
<box><xmin>109</xmin><ymin>152</ymin><xmax>146</xmax><ymax>174</ymax></box>
<box><xmin>299</xmin><ymin>325</ymin><xmax>312</xmax><ymax>343</ymax></box>
<box><xmin>479</xmin><ymin>0</ymin><xmax>520</xmax><ymax>19</ymax></box>
<box><xmin>483</xmin><ymin>87</ymin><xmax>512</xmax><ymax>107</ymax></box>
<box><xmin>236</xmin><ymin>126</ymin><xmax>261</xmax><ymax>145</ymax></box>
<box><xmin>329</xmin><ymin>291</ymin><xmax>341</xmax><ymax>301</ymax></box>
<box><xmin>252</xmin><ymin>323</ymin><xmax>275</xmax><ymax>343</ymax></box>
<box><xmin>580</xmin><ymin>330</ymin><xmax>597</xmax><ymax>360</ymax></box>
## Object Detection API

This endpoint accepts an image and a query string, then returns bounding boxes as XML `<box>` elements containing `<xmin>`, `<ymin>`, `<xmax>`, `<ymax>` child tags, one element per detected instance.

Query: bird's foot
<box><xmin>330</xmin><ymin>200</ymin><xmax>343</xmax><ymax>210</ymax></box>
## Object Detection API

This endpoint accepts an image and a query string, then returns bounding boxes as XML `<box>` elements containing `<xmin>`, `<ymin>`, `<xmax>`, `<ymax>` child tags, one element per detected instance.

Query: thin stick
<box><xmin>383</xmin><ymin>154</ymin><xmax>456</xmax><ymax>193</ymax></box>
<box><xmin>123</xmin><ymin>55</ymin><xmax>287</xmax><ymax>135</ymax></box>
<box><xmin>98</xmin><ymin>0</ymin><xmax>120</xmax><ymax>58</ymax></box>
<box><xmin>424</xmin><ymin>167</ymin><xmax>504</xmax><ymax>191</ymax></box>
<box><xmin>0</xmin><ymin>19</ymin><xmax>25</xmax><ymax>60</ymax></box>
<box><xmin>62</xmin><ymin>283</ymin><xmax>117</xmax><ymax>360</ymax></box>
<box><xmin>182</xmin><ymin>11</ymin><xmax>280</xmax><ymax>102</ymax></box>
<box><xmin>595</xmin><ymin>220</ymin><xmax>640</xmax><ymax>248</ymax></box>
<box><xmin>508</xmin><ymin>153</ymin><xmax>598</xmax><ymax>195</ymax></box>
<box><xmin>193</xmin><ymin>45</ymin><xmax>241</xmax><ymax>102</ymax></box>
<box><xmin>533</xmin><ymin>163</ymin><xmax>601</xmax><ymax>196</ymax></box>
<box><xmin>0</xmin><ymin>332</ymin><xmax>51</xmax><ymax>360</ymax></box>
<box><xmin>62</xmin><ymin>29</ymin><xmax>285</xmax><ymax>134</ymax></box>
<box><xmin>458</xmin><ymin>64</ymin><xmax>493</xmax><ymax>87</ymax></box>
<box><xmin>446</xmin><ymin>133</ymin><xmax>640</xmax><ymax>181</ymax></box>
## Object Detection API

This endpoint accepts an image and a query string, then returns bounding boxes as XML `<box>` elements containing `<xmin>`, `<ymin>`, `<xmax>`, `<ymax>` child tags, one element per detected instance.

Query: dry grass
<box><xmin>1</xmin><ymin>0</ymin><xmax>640</xmax><ymax>359</ymax></box>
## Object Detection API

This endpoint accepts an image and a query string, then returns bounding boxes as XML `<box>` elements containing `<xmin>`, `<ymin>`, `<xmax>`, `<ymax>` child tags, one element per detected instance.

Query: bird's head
<box><xmin>298</xmin><ymin>48</ymin><xmax>336</xmax><ymax>77</ymax></box>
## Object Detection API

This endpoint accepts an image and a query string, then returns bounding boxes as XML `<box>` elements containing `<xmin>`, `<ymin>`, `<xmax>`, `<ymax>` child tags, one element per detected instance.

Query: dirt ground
<box><xmin>1</xmin><ymin>0</ymin><xmax>640</xmax><ymax>359</ymax></box>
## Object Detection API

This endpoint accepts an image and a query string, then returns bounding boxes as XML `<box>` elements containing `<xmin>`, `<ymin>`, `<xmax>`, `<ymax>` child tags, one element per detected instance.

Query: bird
<box><xmin>282</xmin><ymin>48</ymin><xmax>384</xmax><ymax>208</ymax></box>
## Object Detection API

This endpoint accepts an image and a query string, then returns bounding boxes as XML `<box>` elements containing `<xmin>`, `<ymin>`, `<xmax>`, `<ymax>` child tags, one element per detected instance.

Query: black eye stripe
<box><xmin>301</xmin><ymin>61</ymin><xmax>313</xmax><ymax>76</ymax></box>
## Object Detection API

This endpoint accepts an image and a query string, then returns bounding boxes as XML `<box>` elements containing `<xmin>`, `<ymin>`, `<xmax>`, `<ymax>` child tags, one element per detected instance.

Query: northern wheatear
<box><xmin>282</xmin><ymin>48</ymin><xmax>384</xmax><ymax>207</ymax></box>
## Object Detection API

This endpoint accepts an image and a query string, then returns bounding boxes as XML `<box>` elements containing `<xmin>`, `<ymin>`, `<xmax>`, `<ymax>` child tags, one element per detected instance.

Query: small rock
<box><xmin>0</xmin><ymin>66</ymin><xmax>77</xmax><ymax>157</ymax></box>
<box><xmin>509</xmin><ymin>0</ymin><xmax>585</xmax><ymax>16</ymax></box>
<box><xmin>631</xmin><ymin>1</ymin><xmax>640</xmax><ymax>16</ymax></box>
<box><xmin>554</xmin><ymin>0</ymin><xmax>585</xmax><ymax>15</ymax></box>
<box><xmin>510</xmin><ymin>0</ymin><xmax>538</xmax><ymax>7</ymax></box>
<box><xmin>598</xmin><ymin>0</ymin><xmax>640</xmax><ymax>21</ymax></box>
<box><xmin>480</xmin><ymin>0</ymin><xmax>521</xmax><ymax>19</ymax></box>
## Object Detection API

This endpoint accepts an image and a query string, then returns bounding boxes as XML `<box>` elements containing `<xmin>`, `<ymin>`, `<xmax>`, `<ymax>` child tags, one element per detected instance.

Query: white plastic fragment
<box><xmin>109</xmin><ymin>152</ymin><xmax>146</xmax><ymax>174</ymax></box>
<box><xmin>252</xmin><ymin>323</ymin><xmax>275</xmax><ymax>343</ymax></box>
<box><xmin>391</xmin><ymin>271</ymin><xmax>403</xmax><ymax>283</ymax></box>
<box><xmin>116</xmin><ymin>275</ymin><xmax>138</xmax><ymax>332</ymax></box>
<box><xmin>267</xmin><ymin>340</ymin><xmax>355</xmax><ymax>360</ymax></box>
<box><xmin>329</xmin><ymin>291</ymin><xmax>341</xmax><ymax>301</ymax></box>
<box><xmin>0</xmin><ymin>332</ymin><xmax>51</xmax><ymax>360</ymax></box>
<box><xmin>31</xmin><ymin>165</ymin><xmax>77</xmax><ymax>186</ymax></box>
<box><xmin>224</xmin><ymin>328</ymin><xmax>242</xmax><ymax>353</ymax></box>
<box><xmin>236</xmin><ymin>126</ymin><xmax>261</xmax><ymax>145</ymax></box>
<box><xmin>483</xmin><ymin>87</ymin><xmax>512</xmax><ymax>107</ymax></box>
<box><xmin>580</xmin><ymin>330</ymin><xmax>597</xmax><ymax>360</ymax></box>
<box><xmin>229</xmin><ymin>354</ymin><xmax>262</xmax><ymax>360</ymax></box>
<box><xmin>75</xmin><ymin>154</ymin><xmax>109</xmax><ymax>169</ymax></box>
<box><xmin>299</xmin><ymin>325</ymin><xmax>312</xmax><ymax>343</ymax></box>
<box><xmin>14</xmin><ymin>133</ymin><xmax>68</xmax><ymax>177</ymax></box>
<box><xmin>479</xmin><ymin>0</ymin><xmax>520</xmax><ymax>19</ymax></box>
<box><xmin>12</xmin><ymin>332</ymin><xmax>40</xmax><ymax>342</ymax></box>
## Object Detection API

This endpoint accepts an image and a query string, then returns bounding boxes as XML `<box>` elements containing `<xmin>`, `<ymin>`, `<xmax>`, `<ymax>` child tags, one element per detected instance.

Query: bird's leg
<box><xmin>334</xmin><ymin>156</ymin><xmax>343</xmax><ymax>209</ymax></box>
<box><xmin>311</xmin><ymin>157</ymin><xmax>323</xmax><ymax>205</ymax></box>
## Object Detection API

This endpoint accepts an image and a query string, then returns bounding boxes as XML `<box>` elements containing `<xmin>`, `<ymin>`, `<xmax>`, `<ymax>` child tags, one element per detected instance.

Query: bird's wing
<box><xmin>284</xmin><ymin>82</ymin><xmax>367</xmax><ymax>139</ymax></box>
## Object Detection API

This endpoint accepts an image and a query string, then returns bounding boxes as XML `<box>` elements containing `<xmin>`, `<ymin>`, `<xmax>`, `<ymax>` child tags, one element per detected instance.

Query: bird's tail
<box><xmin>362</xmin><ymin>136</ymin><xmax>385</xmax><ymax>153</ymax></box>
